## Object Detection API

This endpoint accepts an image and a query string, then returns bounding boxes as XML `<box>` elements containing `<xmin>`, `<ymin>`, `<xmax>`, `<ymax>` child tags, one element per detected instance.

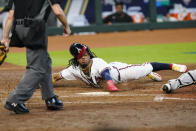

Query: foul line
<box><xmin>1</xmin><ymin>92</ymin><xmax>196</xmax><ymax>105</ymax></box>
<box><xmin>30</xmin><ymin>93</ymin><xmax>165</xmax><ymax>98</ymax></box>
<box><xmin>16</xmin><ymin>101</ymin><xmax>154</xmax><ymax>105</ymax></box>
<box><xmin>153</xmin><ymin>95</ymin><xmax>196</xmax><ymax>102</ymax></box>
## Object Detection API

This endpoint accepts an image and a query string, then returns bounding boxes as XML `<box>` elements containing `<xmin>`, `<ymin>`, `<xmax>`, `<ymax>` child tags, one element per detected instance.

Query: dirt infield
<box><xmin>0</xmin><ymin>28</ymin><xmax>196</xmax><ymax>131</ymax></box>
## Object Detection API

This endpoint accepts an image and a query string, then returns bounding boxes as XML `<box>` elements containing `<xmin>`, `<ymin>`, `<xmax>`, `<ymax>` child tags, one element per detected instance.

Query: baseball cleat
<box><xmin>172</xmin><ymin>64</ymin><xmax>188</xmax><ymax>72</ymax></box>
<box><xmin>147</xmin><ymin>72</ymin><xmax>162</xmax><ymax>82</ymax></box>
<box><xmin>4</xmin><ymin>101</ymin><xmax>29</xmax><ymax>114</ymax></box>
<box><xmin>162</xmin><ymin>84</ymin><xmax>172</xmax><ymax>94</ymax></box>
<box><xmin>45</xmin><ymin>96</ymin><xmax>63</xmax><ymax>110</ymax></box>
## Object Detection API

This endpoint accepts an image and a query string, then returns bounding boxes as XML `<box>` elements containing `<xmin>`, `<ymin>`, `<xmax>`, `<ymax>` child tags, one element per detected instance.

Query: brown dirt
<box><xmin>0</xmin><ymin>28</ymin><xmax>196</xmax><ymax>131</ymax></box>
<box><xmin>9</xmin><ymin>28</ymin><xmax>196</xmax><ymax>52</ymax></box>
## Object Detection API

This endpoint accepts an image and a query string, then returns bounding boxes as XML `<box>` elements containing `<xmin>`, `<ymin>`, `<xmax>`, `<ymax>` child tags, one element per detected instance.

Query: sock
<box><xmin>150</xmin><ymin>62</ymin><xmax>172</xmax><ymax>71</ymax></box>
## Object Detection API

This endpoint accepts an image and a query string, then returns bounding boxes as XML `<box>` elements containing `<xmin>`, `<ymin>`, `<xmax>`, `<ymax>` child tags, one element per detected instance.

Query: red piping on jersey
<box><xmin>115</xmin><ymin>63</ymin><xmax>149</xmax><ymax>81</ymax></box>
<box><xmin>118</xmin><ymin>64</ymin><xmax>145</xmax><ymax>70</ymax></box>
<box><xmin>112</xmin><ymin>66</ymin><xmax>121</xmax><ymax>81</ymax></box>
<box><xmin>77</xmin><ymin>46</ymin><xmax>87</xmax><ymax>59</ymax></box>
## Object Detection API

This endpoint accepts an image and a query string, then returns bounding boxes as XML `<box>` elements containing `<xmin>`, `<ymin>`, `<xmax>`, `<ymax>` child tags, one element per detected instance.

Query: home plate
<box><xmin>77</xmin><ymin>92</ymin><xmax>110</xmax><ymax>96</ymax></box>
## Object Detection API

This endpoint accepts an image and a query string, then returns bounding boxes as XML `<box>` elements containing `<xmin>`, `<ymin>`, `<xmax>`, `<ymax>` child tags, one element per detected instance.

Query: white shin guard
<box><xmin>168</xmin><ymin>69</ymin><xmax>196</xmax><ymax>90</ymax></box>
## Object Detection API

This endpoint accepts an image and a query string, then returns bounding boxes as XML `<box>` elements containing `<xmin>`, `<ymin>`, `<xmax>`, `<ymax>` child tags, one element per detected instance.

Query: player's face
<box><xmin>78</xmin><ymin>51</ymin><xmax>90</xmax><ymax>67</ymax></box>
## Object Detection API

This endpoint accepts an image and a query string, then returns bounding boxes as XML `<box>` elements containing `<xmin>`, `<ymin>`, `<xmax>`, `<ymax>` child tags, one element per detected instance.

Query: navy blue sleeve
<box><xmin>101</xmin><ymin>69</ymin><xmax>112</xmax><ymax>81</ymax></box>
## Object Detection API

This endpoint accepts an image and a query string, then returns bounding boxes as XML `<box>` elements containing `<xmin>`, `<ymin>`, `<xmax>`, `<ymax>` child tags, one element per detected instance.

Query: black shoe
<box><xmin>45</xmin><ymin>96</ymin><xmax>63</xmax><ymax>110</ymax></box>
<box><xmin>4</xmin><ymin>101</ymin><xmax>29</xmax><ymax>114</ymax></box>
<box><xmin>162</xmin><ymin>84</ymin><xmax>172</xmax><ymax>94</ymax></box>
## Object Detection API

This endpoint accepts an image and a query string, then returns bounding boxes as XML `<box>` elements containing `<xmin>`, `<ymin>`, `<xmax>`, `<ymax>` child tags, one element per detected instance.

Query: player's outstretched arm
<box><xmin>101</xmin><ymin>69</ymin><xmax>119</xmax><ymax>92</ymax></box>
<box><xmin>52</xmin><ymin>73</ymin><xmax>63</xmax><ymax>84</ymax></box>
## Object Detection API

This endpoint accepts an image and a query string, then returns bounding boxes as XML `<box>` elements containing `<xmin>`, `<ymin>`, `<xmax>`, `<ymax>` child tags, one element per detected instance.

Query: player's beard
<box><xmin>80</xmin><ymin>60</ymin><xmax>92</xmax><ymax>70</ymax></box>
<box><xmin>80</xmin><ymin>63</ymin><xmax>88</xmax><ymax>69</ymax></box>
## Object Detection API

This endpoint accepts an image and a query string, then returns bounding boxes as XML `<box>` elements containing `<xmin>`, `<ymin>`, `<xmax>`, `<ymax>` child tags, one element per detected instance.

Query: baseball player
<box><xmin>163</xmin><ymin>69</ymin><xmax>196</xmax><ymax>93</ymax></box>
<box><xmin>52</xmin><ymin>43</ymin><xmax>188</xmax><ymax>92</ymax></box>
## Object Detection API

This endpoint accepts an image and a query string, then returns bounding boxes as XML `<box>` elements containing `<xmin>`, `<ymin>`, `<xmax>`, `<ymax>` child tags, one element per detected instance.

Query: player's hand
<box><xmin>107</xmin><ymin>80</ymin><xmax>119</xmax><ymax>92</ymax></box>
<box><xmin>63</xmin><ymin>25</ymin><xmax>71</xmax><ymax>37</ymax></box>
<box><xmin>0</xmin><ymin>39</ymin><xmax>9</xmax><ymax>52</ymax></box>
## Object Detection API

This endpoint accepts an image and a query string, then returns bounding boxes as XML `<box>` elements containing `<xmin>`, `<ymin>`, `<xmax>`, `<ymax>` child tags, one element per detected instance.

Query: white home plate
<box><xmin>77</xmin><ymin>92</ymin><xmax>110</xmax><ymax>96</ymax></box>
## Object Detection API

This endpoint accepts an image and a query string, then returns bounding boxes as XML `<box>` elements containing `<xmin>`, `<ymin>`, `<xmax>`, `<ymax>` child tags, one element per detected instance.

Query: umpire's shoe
<box><xmin>4</xmin><ymin>101</ymin><xmax>29</xmax><ymax>114</ymax></box>
<box><xmin>45</xmin><ymin>96</ymin><xmax>63</xmax><ymax>110</ymax></box>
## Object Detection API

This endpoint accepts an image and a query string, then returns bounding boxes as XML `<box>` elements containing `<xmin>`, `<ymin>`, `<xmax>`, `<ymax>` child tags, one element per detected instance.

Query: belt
<box><xmin>15</xmin><ymin>18</ymin><xmax>33</xmax><ymax>25</ymax></box>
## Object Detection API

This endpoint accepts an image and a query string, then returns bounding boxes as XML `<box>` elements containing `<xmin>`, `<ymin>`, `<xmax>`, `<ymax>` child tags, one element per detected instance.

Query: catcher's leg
<box><xmin>163</xmin><ymin>69</ymin><xmax>196</xmax><ymax>93</ymax></box>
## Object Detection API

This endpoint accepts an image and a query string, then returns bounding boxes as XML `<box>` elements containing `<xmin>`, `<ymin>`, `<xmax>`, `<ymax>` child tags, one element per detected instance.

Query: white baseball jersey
<box><xmin>60</xmin><ymin>58</ymin><xmax>153</xmax><ymax>87</ymax></box>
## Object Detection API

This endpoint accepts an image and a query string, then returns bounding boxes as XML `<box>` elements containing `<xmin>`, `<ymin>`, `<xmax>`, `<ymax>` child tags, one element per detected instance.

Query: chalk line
<box><xmin>153</xmin><ymin>95</ymin><xmax>196</xmax><ymax>102</ymax></box>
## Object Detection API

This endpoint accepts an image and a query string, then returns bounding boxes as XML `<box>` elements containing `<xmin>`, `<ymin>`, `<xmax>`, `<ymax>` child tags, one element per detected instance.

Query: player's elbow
<box><xmin>54</xmin><ymin>10</ymin><xmax>62</xmax><ymax>17</ymax></box>
<box><xmin>52</xmin><ymin>4</ymin><xmax>63</xmax><ymax>17</ymax></box>
<box><xmin>7</xmin><ymin>10</ymin><xmax>14</xmax><ymax>20</ymax></box>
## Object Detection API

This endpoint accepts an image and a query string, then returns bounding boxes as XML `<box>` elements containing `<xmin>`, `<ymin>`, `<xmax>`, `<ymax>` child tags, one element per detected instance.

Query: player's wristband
<box><xmin>101</xmin><ymin>69</ymin><xmax>112</xmax><ymax>81</ymax></box>
<box><xmin>52</xmin><ymin>76</ymin><xmax>56</xmax><ymax>84</ymax></box>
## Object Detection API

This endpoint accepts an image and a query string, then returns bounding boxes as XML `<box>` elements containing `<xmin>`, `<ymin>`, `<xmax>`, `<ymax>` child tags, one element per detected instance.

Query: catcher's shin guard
<box><xmin>163</xmin><ymin>69</ymin><xmax>196</xmax><ymax>93</ymax></box>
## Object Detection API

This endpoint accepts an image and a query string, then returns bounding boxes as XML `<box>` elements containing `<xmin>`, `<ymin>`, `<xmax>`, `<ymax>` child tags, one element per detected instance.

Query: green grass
<box><xmin>5</xmin><ymin>42</ymin><xmax>196</xmax><ymax>67</ymax></box>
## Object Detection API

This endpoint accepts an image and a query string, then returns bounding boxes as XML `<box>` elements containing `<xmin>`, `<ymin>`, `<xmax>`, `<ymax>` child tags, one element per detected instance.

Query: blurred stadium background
<box><xmin>46</xmin><ymin>0</ymin><xmax>196</xmax><ymax>35</ymax></box>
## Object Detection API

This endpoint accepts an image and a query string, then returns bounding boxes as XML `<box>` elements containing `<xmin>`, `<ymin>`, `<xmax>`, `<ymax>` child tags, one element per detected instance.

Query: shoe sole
<box><xmin>47</xmin><ymin>105</ymin><xmax>63</xmax><ymax>110</ymax></box>
<box><xmin>4</xmin><ymin>103</ymin><xmax>29</xmax><ymax>114</ymax></box>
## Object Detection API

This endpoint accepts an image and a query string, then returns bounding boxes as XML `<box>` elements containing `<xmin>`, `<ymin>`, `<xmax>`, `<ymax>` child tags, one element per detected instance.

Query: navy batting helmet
<box><xmin>69</xmin><ymin>43</ymin><xmax>94</xmax><ymax>59</ymax></box>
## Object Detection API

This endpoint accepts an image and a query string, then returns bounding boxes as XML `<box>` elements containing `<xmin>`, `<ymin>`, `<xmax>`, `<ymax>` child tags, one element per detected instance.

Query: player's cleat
<box><xmin>147</xmin><ymin>72</ymin><xmax>162</xmax><ymax>82</ymax></box>
<box><xmin>45</xmin><ymin>96</ymin><xmax>63</xmax><ymax>110</ymax></box>
<box><xmin>4</xmin><ymin>101</ymin><xmax>29</xmax><ymax>114</ymax></box>
<box><xmin>172</xmin><ymin>64</ymin><xmax>188</xmax><ymax>72</ymax></box>
<box><xmin>162</xmin><ymin>84</ymin><xmax>172</xmax><ymax>94</ymax></box>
